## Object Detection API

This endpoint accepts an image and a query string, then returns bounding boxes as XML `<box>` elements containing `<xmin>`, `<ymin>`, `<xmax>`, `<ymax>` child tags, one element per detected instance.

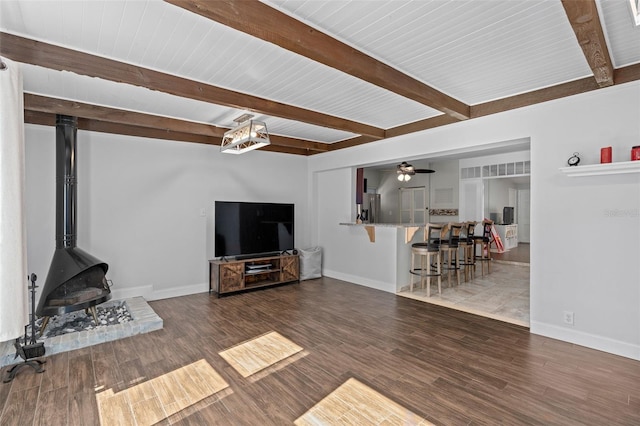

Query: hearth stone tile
<box><xmin>1</xmin><ymin>297</ymin><xmax>163</xmax><ymax>368</ymax></box>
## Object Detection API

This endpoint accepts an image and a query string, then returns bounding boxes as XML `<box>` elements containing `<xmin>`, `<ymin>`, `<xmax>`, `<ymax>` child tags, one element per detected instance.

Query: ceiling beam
<box><xmin>25</xmin><ymin>110</ymin><xmax>313</xmax><ymax>155</ymax></box>
<box><xmin>561</xmin><ymin>0</ymin><xmax>614</xmax><ymax>87</ymax></box>
<box><xmin>25</xmin><ymin>110</ymin><xmax>218</xmax><ymax>145</ymax></box>
<box><xmin>165</xmin><ymin>0</ymin><xmax>470</xmax><ymax>121</ymax></box>
<box><xmin>614</xmin><ymin>62</ymin><xmax>640</xmax><ymax>85</ymax></box>
<box><xmin>1</xmin><ymin>32</ymin><xmax>383</xmax><ymax>139</ymax></box>
<box><xmin>327</xmin><ymin>60</ymin><xmax>640</xmax><ymax>153</ymax></box>
<box><xmin>25</xmin><ymin>93</ymin><xmax>225</xmax><ymax>137</ymax></box>
<box><xmin>24</xmin><ymin>93</ymin><xmax>328</xmax><ymax>152</ymax></box>
<box><xmin>386</xmin><ymin>115</ymin><xmax>460</xmax><ymax>139</ymax></box>
<box><xmin>329</xmin><ymin>135</ymin><xmax>378</xmax><ymax>151</ymax></box>
<box><xmin>471</xmin><ymin>77</ymin><xmax>600</xmax><ymax>118</ymax></box>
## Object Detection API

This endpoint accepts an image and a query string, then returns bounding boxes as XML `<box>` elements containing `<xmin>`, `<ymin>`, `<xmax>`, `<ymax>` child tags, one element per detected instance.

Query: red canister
<box><xmin>632</xmin><ymin>146</ymin><xmax>640</xmax><ymax>161</ymax></box>
<box><xmin>600</xmin><ymin>146</ymin><xmax>612</xmax><ymax>163</ymax></box>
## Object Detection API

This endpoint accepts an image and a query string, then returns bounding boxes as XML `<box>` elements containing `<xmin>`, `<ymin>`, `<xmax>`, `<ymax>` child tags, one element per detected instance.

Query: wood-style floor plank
<box><xmin>1</xmin><ymin>276</ymin><xmax>639</xmax><ymax>425</ymax></box>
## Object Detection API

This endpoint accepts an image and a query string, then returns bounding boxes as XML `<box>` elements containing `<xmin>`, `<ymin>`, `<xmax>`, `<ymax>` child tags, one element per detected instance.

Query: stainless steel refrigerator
<box><xmin>363</xmin><ymin>193</ymin><xmax>381</xmax><ymax>223</ymax></box>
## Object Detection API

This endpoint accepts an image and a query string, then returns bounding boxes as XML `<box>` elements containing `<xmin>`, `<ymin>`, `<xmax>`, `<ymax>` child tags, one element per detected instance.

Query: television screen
<box><xmin>215</xmin><ymin>201</ymin><xmax>294</xmax><ymax>258</ymax></box>
<box><xmin>503</xmin><ymin>206</ymin><xmax>514</xmax><ymax>225</ymax></box>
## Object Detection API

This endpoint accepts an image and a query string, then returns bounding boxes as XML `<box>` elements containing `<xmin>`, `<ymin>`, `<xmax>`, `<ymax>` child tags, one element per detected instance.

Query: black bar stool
<box><xmin>459</xmin><ymin>221</ymin><xmax>477</xmax><ymax>282</ymax></box>
<box><xmin>439</xmin><ymin>223</ymin><xmax>462</xmax><ymax>287</ymax></box>
<box><xmin>474</xmin><ymin>219</ymin><xmax>493</xmax><ymax>275</ymax></box>
<box><xmin>410</xmin><ymin>224</ymin><xmax>442</xmax><ymax>297</ymax></box>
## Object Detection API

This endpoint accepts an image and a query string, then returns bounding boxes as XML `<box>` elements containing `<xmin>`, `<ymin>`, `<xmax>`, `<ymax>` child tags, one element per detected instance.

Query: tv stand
<box><xmin>209</xmin><ymin>254</ymin><xmax>299</xmax><ymax>296</ymax></box>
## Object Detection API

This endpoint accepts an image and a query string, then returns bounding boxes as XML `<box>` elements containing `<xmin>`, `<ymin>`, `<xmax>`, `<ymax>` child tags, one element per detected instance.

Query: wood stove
<box><xmin>36</xmin><ymin>115</ymin><xmax>111</xmax><ymax>332</ymax></box>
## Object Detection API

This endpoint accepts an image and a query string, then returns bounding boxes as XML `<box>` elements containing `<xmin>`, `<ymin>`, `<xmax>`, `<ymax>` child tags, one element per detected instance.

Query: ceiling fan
<box><xmin>396</xmin><ymin>161</ymin><xmax>435</xmax><ymax>181</ymax></box>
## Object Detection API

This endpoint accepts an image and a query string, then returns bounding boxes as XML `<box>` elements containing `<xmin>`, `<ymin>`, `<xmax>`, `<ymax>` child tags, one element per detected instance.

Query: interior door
<box><xmin>399</xmin><ymin>187</ymin><xmax>427</xmax><ymax>224</ymax></box>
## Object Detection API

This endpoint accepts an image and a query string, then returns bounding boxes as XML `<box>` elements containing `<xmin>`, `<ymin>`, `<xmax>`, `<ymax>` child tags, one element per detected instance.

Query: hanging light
<box><xmin>220</xmin><ymin>115</ymin><xmax>270</xmax><ymax>154</ymax></box>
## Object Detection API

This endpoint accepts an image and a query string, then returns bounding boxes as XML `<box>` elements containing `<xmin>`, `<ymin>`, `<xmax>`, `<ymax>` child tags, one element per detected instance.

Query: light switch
<box><xmin>199</xmin><ymin>208</ymin><xmax>206</xmax><ymax>217</ymax></box>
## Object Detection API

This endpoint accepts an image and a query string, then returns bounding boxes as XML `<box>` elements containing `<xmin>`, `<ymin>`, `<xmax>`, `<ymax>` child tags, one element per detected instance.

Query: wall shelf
<box><xmin>560</xmin><ymin>161</ymin><xmax>640</xmax><ymax>177</ymax></box>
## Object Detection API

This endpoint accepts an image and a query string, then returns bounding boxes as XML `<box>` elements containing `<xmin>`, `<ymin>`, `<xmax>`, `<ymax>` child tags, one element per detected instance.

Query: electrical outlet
<box><xmin>563</xmin><ymin>311</ymin><xmax>574</xmax><ymax>325</ymax></box>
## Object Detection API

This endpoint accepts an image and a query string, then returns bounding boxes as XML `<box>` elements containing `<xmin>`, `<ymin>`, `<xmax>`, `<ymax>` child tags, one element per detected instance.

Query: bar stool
<box><xmin>459</xmin><ymin>221</ymin><xmax>477</xmax><ymax>282</ymax></box>
<box><xmin>474</xmin><ymin>219</ymin><xmax>493</xmax><ymax>275</ymax></box>
<box><xmin>410</xmin><ymin>224</ymin><xmax>442</xmax><ymax>297</ymax></box>
<box><xmin>439</xmin><ymin>222</ymin><xmax>462</xmax><ymax>287</ymax></box>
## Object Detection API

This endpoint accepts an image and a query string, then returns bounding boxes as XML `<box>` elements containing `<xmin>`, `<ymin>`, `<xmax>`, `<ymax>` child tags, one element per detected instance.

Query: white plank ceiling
<box><xmin>1</xmin><ymin>0</ymin><xmax>639</xmax><ymax>148</ymax></box>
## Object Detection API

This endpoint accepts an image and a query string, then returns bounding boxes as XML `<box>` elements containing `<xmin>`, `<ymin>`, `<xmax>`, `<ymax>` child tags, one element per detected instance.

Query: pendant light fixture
<box><xmin>220</xmin><ymin>114</ymin><xmax>270</xmax><ymax>154</ymax></box>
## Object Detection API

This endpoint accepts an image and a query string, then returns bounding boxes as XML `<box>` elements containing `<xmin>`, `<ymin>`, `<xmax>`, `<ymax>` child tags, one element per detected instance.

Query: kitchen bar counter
<box><xmin>339</xmin><ymin>222</ymin><xmax>428</xmax><ymax>243</ymax></box>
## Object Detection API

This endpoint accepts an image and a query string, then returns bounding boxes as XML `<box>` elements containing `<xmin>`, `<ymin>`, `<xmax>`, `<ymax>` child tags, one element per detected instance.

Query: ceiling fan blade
<box><xmin>415</xmin><ymin>168</ymin><xmax>435</xmax><ymax>173</ymax></box>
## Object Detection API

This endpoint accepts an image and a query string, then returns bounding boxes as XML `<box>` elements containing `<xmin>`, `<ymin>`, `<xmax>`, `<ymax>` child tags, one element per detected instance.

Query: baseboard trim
<box><xmin>530</xmin><ymin>321</ymin><xmax>639</xmax><ymax>361</ymax></box>
<box><xmin>111</xmin><ymin>283</ymin><xmax>209</xmax><ymax>302</ymax></box>
<box><xmin>150</xmin><ymin>282</ymin><xmax>209</xmax><ymax>301</ymax></box>
<box><xmin>323</xmin><ymin>269</ymin><xmax>395</xmax><ymax>294</ymax></box>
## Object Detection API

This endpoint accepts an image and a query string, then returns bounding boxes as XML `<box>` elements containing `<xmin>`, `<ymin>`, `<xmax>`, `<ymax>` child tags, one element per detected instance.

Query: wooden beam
<box><xmin>561</xmin><ymin>0</ymin><xmax>614</xmax><ymax>87</ymax></box>
<box><xmin>471</xmin><ymin>77</ymin><xmax>600</xmax><ymax>118</ymax></box>
<box><xmin>1</xmin><ymin>32</ymin><xmax>384</xmax><ymax>139</ymax></box>
<box><xmin>386</xmin><ymin>115</ymin><xmax>459</xmax><ymax>139</ymax></box>
<box><xmin>268</xmin><ymin>135</ymin><xmax>329</xmax><ymax>153</ymax></box>
<box><xmin>24</xmin><ymin>110</ymin><xmax>315</xmax><ymax>155</ymax></box>
<box><xmin>614</xmin><ymin>62</ymin><xmax>640</xmax><ymax>85</ymax></box>
<box><xmin>25</xmin><ymin>93</ymin><xmax>225</xmax><ymax>137</ymax></box>
<box><xmin>25</xmin><ymin>110</ymin><xmax>218</xmax><ymax>145</ymax></box>
<box><xmin>24</xmin><ymin>94</ymin><xmax>327</xmax><ymax>152</ymax></box>
<box><xmin>329</xmin><ymin>135</ymin><xmax>378</xmax><ymax>151</ymax></box>
<box><xmin>165</xmin><ymin>0</ymin><xmax>470</xmax><ymax>121</ymax></box>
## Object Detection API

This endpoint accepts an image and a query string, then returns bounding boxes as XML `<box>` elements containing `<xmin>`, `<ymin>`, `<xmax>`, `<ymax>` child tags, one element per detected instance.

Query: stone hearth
<box><xmin>0</xmin><ymin>297</ymin><xmax>162</xmax><ymax>368</ymax></box>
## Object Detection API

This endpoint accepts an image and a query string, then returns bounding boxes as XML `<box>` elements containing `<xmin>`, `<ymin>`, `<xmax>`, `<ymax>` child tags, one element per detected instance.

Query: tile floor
<box><xmin>398</xmin><ymin>259</ymin><xmax>530</xmax><ymax>327</ymax></box>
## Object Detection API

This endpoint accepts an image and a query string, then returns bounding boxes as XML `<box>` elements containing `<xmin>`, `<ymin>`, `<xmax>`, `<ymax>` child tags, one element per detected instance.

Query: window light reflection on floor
<box><xmin>295</xmin><ymin>378</ymin><xmax>433</xmax><ymax>425</ymax></box>
<box><xmin>218</xmin><ymin>331</ymin><xmax>304</xmax><ymax>379</ymax></box>
<box><xmin>95</xmin><ymin>359</ymin><xmax>229</xmax><ymax>425</ymax></box>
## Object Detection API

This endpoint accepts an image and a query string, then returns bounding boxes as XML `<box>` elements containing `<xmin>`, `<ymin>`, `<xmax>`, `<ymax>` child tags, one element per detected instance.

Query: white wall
<box><xmin>309</xmin><ymin>81</ymin><xmax>640</xmax><ymax>360</ymax></box>
<box><xmin>315</xmin><ymin>169</ymin><xmax>398</xmax><ymax>292</ymax></box>
<box><xmin>428</xmin><ymin>159</ymin><xmax>459</xmax><ymax>222</ymax></box>
<box><xmin>24</xmin><ymin>125</ymin><xmax>309</xmax><ymax>301</ymax></box>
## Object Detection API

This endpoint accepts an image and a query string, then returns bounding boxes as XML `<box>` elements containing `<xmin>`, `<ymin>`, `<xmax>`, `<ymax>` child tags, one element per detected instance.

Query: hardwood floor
<box><xmin>1</xmin><ymin>277</ymin><xmax>638</xmax><ymax>425</ymax></box>
<box><xmin>492</xmin><ymin>242</ymin><xmax>530</xmax><ymax>264</ymax></box>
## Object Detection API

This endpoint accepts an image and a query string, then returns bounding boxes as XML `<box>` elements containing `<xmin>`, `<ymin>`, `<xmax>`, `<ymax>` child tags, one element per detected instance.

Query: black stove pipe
<box><xmin>56</xmin><ymin>115</ymin><xmax>78</xmax><ymax>249</ymax></box>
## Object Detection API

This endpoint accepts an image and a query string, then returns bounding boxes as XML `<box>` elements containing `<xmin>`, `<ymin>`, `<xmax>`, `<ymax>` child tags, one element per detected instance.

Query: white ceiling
<box><xmin>1</xmin><ymin>0</ymin><xmax>639</xmax><ymax>146</ymax></box>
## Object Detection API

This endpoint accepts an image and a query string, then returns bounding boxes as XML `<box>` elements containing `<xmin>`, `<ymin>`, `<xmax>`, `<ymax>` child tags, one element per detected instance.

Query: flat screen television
<box><xmin>215</xmin><ymin>201</ymin><xmax>294</xmax><ymax>259</ymax></box>
<box><xmin>503</xmin><ymin>206</ymin><xmax>514</xmax><ymax>225</ymax></box>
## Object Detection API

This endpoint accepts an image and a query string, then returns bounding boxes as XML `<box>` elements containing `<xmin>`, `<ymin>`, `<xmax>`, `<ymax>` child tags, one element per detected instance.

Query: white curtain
<box><xmin>0</xmin><ymin>57</ymin><xmax>28</xmax><ymax>341</ymax></box>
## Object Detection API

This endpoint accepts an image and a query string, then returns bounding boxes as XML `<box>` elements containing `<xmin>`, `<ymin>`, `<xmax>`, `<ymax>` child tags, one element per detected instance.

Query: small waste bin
<box><xmin>299</xmin><ymin>247</ymin><xmax>322</xmax><ymax>281</ymax></box>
